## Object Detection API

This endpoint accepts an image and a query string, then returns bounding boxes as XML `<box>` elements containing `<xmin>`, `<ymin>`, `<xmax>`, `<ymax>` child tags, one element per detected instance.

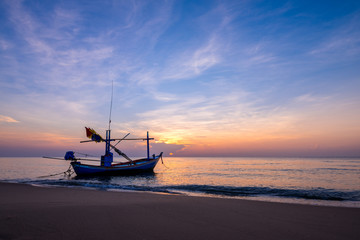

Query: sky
<box><xmin>0</xmin><ymin>0</ymin><xmax>359</xmax><ymax>157</ymax></box>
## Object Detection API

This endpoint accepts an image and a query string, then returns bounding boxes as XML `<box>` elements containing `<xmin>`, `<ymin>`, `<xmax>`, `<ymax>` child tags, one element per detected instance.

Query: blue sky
<box><xmin>0</xmin><ymin>0</ymin><xmax>359</xmax><ymax>157</ymax></box>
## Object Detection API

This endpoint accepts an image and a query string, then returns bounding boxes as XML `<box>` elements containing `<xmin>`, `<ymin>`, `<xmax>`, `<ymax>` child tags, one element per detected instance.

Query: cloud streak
<box><xmin>0</xmin><ymin>115</ymin><xmax>19</xmax><ymax>123</ymax></box>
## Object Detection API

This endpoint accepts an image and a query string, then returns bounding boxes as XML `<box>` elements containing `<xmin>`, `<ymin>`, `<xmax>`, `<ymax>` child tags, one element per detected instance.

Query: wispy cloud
<box><xmin>125</xmin><ymin>1</ymin><xmax>236</xmax><ymax>88</ymax></box>
<box><xmin>294</xmin><ymin>94</ymin><xmax>330</xmax><ymax>103</ymax></box>
<box><xmin>309</xmin><ymin>13</ymin><xmax>360</xmax><ymax>58</ymax></box>
<box><xmin>5</xmin><ymin>0</ymin><xmax>115</xmax><ymax>88</ymax></box>
<box><xmin>130</xmin><ymin>91</ymin><xmax>298</xmax><ymax>144</ymax></box>
<box><xmin>185</xmin><ymin>37</ymin><xmax>221</xmax><ymax>75</ymax></box>
<box><xmin>158</xmin><ymin>36</ymin><xmax>223</xmax><ymax>82</ymax></box>
<box><xmin>0</xmin><ymin>37</ymin><xmax>12</xmax><ymax>50</ymax></box>
<box><xmin>134</xmin><ymin>1</ymin><xmax>174</xmax><ymax>48</ymax></box>
<box><xmin>0</xmin><ymin>115</ymin><xmax>19</xmax><ymax>123</ymax></box>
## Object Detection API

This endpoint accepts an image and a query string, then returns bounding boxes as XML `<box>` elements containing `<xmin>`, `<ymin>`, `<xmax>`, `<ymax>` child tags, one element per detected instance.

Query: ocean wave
<box><xmin>164</xmin><ymin>185</ymin><xmax>360</xmax><ymax>201</ymax></box>
<box><xmin>17</xmin><ymin>179</ymin><xmax>360</xmax><ymax>202</ymax></box>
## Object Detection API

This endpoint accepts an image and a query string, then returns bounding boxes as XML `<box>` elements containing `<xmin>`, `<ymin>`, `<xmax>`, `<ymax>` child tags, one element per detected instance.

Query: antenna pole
<box><xmin>108</xmin><ymin>80</ymin><xmax>113</xmax><ymax>131</ymax></box>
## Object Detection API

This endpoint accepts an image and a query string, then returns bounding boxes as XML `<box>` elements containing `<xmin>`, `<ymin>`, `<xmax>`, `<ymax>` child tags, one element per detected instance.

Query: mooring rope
<box><xmin>37</xmin><ymin>165</ymin><xmax>74</xmax><ymax>178</ymax></box>
<box><xmin>160</xmin><ymin>154</ymin><xmax>170</xmax><ymax>169</ymax></box>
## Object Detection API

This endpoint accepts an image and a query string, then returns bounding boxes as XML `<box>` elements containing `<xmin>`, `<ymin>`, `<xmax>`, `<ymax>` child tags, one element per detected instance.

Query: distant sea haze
<box><xmin>1</xmin><ymin>157</ymin><xmax>359</xmax><ymax>208</ymax></box>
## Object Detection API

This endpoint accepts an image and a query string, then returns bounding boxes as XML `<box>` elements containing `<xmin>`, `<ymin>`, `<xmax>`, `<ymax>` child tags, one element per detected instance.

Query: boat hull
<box><xmin>71</xmin><ymin>156</ymin><xmax>161</xmax><ymax>176</ymax></box>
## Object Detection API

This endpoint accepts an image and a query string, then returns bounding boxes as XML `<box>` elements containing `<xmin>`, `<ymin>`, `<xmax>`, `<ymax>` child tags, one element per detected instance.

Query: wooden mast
<box><xmin>147</xmin><ymin>131</ymin><xmax>150</xmax><ymax>160</ymax></box>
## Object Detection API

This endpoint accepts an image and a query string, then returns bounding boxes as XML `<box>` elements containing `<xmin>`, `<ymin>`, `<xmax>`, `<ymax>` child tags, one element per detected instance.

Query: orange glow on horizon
<box><xmin>1</xmin><ymin>108</ymin><xmax>360</xmax><ymax>157</ymax></box>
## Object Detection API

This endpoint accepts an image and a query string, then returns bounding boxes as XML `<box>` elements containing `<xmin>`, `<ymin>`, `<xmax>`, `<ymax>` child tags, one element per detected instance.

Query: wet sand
<box><xmin>0</xmin><ymin>182</ymin><xmax>359</xmax><ymax>240</ymax></box>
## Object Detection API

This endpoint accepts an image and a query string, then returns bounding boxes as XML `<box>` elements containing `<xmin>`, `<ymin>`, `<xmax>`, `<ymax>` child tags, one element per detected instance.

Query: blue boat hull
<box><xmin>71</xmin><ymin>156</ymin><xmax>161</xmax><ymax>176</ymax></box>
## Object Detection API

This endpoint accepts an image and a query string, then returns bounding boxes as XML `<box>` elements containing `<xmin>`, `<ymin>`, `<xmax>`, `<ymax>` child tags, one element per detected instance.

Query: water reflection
<box><xmin>154</xmin><ymin>157</ymin><xmax>360</xmax><ymax>191</ymax></box>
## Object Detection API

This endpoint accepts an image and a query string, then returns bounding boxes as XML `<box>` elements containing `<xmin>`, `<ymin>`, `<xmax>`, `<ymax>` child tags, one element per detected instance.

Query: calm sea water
<box><xmin>1</xmin><ymin>157</ymin><xmax>359</xmax><ymax>207</ymax></box>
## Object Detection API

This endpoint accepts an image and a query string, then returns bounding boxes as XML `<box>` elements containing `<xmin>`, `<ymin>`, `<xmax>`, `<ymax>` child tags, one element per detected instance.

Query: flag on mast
<box><xmin>85</xmin><ymin>127</ymin><xmax>103</xmax><ymax>142</ymax></box>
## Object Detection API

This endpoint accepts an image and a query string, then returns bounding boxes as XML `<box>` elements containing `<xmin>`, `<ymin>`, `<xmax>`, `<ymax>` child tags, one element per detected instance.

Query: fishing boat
<box><xmin>65</xmin><ymin>128</ymin><xmax>163</xmax><ymax>176</ymax></box>
<box><xmin>45</xmin><ymin>127</ymin><xmax>163</xmax><ymax>177</ymax></box>
<box><xmin>44</xmin><ymin>82</ymin><xmax>163</xmax><ymax>177</ymax></box>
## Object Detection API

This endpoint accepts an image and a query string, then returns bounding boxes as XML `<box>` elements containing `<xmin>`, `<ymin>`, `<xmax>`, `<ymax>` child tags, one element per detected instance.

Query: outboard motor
<box><xmin>64</xmin><ymin>151</ymin><xmax>76</xmax><ymax>160</ymax></box>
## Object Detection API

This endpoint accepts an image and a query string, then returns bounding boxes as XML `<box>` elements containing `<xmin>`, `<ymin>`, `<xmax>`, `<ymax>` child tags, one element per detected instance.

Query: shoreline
<box><xmin>1</xmin><ymin>182</ymin><xmax>359</xmax><ymax>240</ymax></box>
<box><xmin>3</xmin><ymin>179</ymin><xmax>360</xmax><ymax>209</ymax></box>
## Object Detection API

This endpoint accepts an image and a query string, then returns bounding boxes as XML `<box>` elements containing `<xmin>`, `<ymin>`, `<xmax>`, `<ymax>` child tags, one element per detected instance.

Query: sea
<box><xmin>1</xmin><ymin>157</ymin><xmax>359</xmax><ymax>208</ymax></box>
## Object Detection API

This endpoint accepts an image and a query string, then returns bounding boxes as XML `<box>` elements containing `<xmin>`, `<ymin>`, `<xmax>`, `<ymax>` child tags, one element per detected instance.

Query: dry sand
<box><xmin>0</xmin><ymin>182</ymin><xmax>359</xmax><ymax>240</ymax></box>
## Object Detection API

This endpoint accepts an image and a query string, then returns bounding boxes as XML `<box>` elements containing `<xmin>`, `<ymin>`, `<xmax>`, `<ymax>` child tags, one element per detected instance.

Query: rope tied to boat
<box><xmin>37</xmin><ymin>165</ymin><xmax>74</xmax><ymax>178</ymax></box>
<box><xmin>160</xmin><ymin>154</ymin><xmax>169</xmax><ymax>169</ymax></box>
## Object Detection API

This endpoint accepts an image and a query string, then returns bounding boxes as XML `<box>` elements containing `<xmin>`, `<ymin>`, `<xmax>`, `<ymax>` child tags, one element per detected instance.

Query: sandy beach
<box><xmin>0</xmin><ymin>182</ymin><xmax>359</xmax><ymax>240</ymax></box>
